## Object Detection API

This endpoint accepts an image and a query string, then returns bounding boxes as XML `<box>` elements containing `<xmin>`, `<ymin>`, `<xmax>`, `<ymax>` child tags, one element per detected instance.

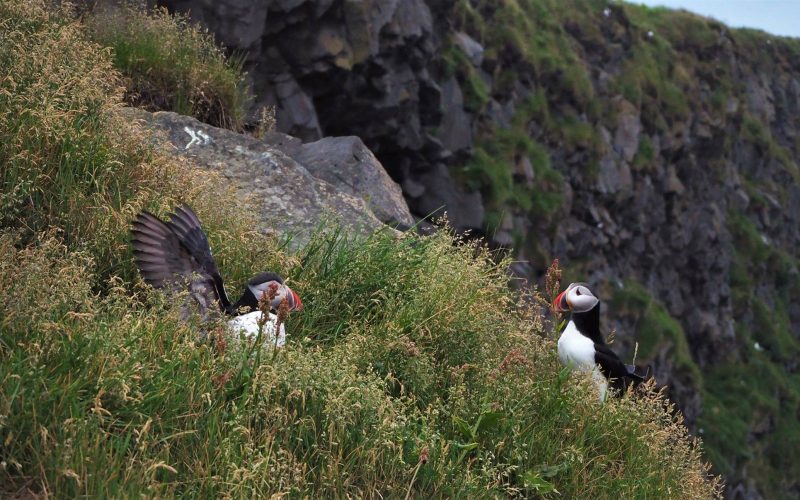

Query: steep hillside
<box><xmin>0</xmin><ymin>1</ymin><xmax>720</xmax><ymax>497</ymax></box>
<box><xmin>155</xmin><ymin>0</ymin><xmax>800</xmax><ymax>497</ymax></box>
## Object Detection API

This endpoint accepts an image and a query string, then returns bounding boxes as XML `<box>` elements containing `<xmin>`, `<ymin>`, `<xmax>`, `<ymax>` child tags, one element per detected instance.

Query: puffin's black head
<box><xmin>553</xmin><ymin>282</ymin><xmax>599</xmax><ymax>313</ymax></box>
<box><xmin>239</xmin><ymin>272</ymin><xmax>303</xmax><ymax>312</ymax></box>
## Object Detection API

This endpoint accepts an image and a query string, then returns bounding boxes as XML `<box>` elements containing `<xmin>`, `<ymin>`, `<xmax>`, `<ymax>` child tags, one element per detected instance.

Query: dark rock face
<box><xmin>156</xmin><ymin>1</ymin><xmax>800</xmax><ymax>495</ymax></box>
<box><xmin>289</xmin><ymin>135</ymin><xmax>414</xmax><ymax>227</ymax></box>
<box><xmin>404</xmin><ymin>163</ymin><xmax>485</xmax><ymax>231</ymax></box>
<box><xmin>160</xmin><ymin>0</ymin><xmax>475</xmax><ymax>232</ymax></box>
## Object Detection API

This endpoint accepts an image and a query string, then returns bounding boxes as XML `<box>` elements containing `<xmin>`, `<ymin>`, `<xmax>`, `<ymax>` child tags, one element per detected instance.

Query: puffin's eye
<box><xmin>575</xmin><ymin>289</ymin><xmax>582</xmax><ymax>296</ymax></box>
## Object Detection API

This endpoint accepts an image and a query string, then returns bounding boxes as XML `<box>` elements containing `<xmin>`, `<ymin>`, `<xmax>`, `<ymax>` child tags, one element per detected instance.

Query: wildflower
<box><xmin>275</xmin><ymin>296</ymin><xmax>290</xmax><ymax>336</ymax></box>
<box><xmin>258</xmin><ymin>282</ymin><xmax>280</xmax><ymax>328</ymax></box>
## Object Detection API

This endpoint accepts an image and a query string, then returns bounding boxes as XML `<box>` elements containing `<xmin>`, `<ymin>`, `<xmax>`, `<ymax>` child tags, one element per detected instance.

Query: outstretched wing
<box><xmin>131</xmin><ymin>211</ymin><xmax>194</xmax><ymax>289</ymax></box>
<box><xmin>165</xmin><ymin>205</ymin><xmax>230</xmax><ymax>309</ymax></box>
<box><xmin>131</xmin><ymin>208</ymin><xmax>227</xmax><ymax>316</ymax></box>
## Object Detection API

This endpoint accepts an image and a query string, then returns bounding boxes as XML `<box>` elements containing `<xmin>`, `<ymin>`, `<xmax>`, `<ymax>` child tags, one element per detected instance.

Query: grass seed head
<box><xmin>276</xmin><ymin>296</ymin><xmax>290</xmax><ymax>333</ymax></box>
<box><xmin>545</xmin><ymin>258</ymin><xmax>562</xmax><ymax>303</ymax></box>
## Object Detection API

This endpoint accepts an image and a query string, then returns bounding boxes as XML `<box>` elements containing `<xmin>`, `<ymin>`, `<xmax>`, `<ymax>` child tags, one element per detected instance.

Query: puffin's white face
<box><xmin>553</xmin><ymin>282</ymin><xmax>599</xmax><ymax>313</ymax></box>
<box><xmin>249</xmin><ymin>281</ymin><xmax>303</xmax><ymax>311</ymax></box>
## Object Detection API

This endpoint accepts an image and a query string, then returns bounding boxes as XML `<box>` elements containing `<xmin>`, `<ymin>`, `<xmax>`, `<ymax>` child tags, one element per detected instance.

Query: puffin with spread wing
<box><xmin>131</xmin><ymin>204</ymin><xmax>302</xmax><ymax>346</ymax></box>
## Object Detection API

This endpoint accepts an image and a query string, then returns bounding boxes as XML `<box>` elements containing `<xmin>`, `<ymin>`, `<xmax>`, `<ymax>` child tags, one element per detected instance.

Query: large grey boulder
<box><xmin>290</xmin><ymin>136</ymin><xmax>414</xmax><ymax>226</ymax></box>
<box><xmin>123</xmin><ymin>108</ymin><xmax>409</xmax><ymax>241</ymax></box>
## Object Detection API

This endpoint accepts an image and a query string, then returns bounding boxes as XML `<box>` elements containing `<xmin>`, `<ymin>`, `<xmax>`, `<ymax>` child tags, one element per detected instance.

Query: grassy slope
<box><xmin>0</xmin><ymin>1</ymin><xmax>721</xmax><ymax>497</ymax></box>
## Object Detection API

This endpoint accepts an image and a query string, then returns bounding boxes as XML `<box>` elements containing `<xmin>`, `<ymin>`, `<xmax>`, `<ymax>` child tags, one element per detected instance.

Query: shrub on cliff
<box><xmin>84</xmin><ymin>1</ymin><xmax>249</xmax><ymax>130</ymax></box>
<box><xmin>0</xmin><ymin>1</ymin><xmax>721</xmax><ymax>497</ymax></box>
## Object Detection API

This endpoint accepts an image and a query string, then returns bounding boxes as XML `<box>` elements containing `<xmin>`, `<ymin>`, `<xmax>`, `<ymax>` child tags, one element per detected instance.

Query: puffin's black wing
<box><xmin>131</xmin><ymin>209</ymin><xmax>227</xmax><ymax>315</ymax></box>
<box><xmin>165</xmin><ymin>205</ymin><xmax>230</xmax><ymax>309</ymax></box>
<box><xmin>593</xmin><ymin>343</ymin><xmax>644</xmax><ymax>382</ymax></box>
<box><xmin>131</xmin><ymin>211</ymin><xmax>194</xmax><ymax>289</ymax></box>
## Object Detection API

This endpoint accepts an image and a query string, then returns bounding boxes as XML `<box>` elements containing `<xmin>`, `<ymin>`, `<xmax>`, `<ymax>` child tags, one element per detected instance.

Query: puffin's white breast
<box><xmin>227</xmin><ymin>311</ymin><xmax>286</xmax><ymax>347</ymax></box>
<box><xmin>557</xmin><ymin>321</ymin><xmax>596</xmax><ymax>370</ymax></box>
<box><xmin>558</xmin><ymin>320</ymin><xmax>607</xmax><ymax>402</ymax></box>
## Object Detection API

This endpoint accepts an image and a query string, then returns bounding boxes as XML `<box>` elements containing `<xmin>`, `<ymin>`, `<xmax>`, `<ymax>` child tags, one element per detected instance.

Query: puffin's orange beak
<box><xmin>553</xmin><ymin>290</ymin><xmax>569</xmax><ymax>312</ymax></box>
<box><xmin>289</xmin><ymin>288</ymin><xmax>303</xmax><ymax>312</ymax></box>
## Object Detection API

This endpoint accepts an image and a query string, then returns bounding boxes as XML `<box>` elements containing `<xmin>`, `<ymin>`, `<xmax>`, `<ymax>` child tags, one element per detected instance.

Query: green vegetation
<box><xmin>611</xmin><ymin>41</ymin><xmax>690</xmax><ymax>129</ymax></box>
<box><xmin>739</xmin><ymin>112</ymin><xmax>799</xmax><ymax>178</ymax></box>
<box><xmin>0</xmin><ymin>1</ymin><xmax>721</xmax><ymax>497</ymax></box>
<box><xmin>463</xmin><ymin>126</ymin><xmax>563</xmax><ymax>220</ymax></box>
<box><xmin>693</xmin><ymin>209</ymin><xmax>800</xmax><ymax>497</ymax></box>
<box><xmin>451</xmin><ymin>0</ymin><xmax>800</xmax><ymax>495</ymax></box>
<box><xmin>611</xmin><ymin>281</ymin><xmax>700</xmax><ymax>381</ymax></box>
<box><xmin>0</xmin><ymin>0</ymin><xmax>249</xmax><ymax>283</ymax></box>
<box><xmin>84</xmin><ymin>2</ymin><xmax>249</xmax><ymax>130</ymax></box>
<box><xmin>453</xmin><ymin>0</ymin><xmax>596</xmax><ymax>108</ymax></box>
<box><xmin>632</xmin><ymin>136</ymin><xmax>656</xmax><ymax>171</ymax></box>
<box><xmin>623</xmin><ymin>3</ymin><xmax>799</xmax><ymax>177</ymax></box>
<box><xmin>442</xmin><ymin>41</ymin><xmax>490</xmax><ymax>113</ymax></box>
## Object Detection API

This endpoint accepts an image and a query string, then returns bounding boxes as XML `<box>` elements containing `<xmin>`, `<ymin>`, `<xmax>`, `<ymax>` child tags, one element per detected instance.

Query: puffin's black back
<box><xmin>569</xmin><ymin>298</ymin><xmax>650</xmax><ymax>391</ymax></box>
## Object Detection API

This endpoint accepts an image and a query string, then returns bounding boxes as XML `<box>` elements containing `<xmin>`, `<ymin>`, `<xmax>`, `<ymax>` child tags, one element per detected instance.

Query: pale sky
<box><xmin>634</xmin><ymin>1</ymin><xmax>800</xmax><ymax>38</ymax></box>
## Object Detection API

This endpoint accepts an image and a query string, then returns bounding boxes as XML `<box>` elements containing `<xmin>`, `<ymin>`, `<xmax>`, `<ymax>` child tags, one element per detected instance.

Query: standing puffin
<box><xmin>131</xmin><ymin>204</ymin><xmax>302</xmax><ymax>346</ymax></box>
<box><xmin>553</xmin><ymin>282</ymin><xmax>646</xmax><ymax>401</ymax></box>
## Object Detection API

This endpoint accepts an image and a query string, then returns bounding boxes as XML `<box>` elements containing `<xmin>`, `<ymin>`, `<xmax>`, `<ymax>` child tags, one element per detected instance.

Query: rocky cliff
<box><xmin>156</xmin><ymin>0</ymin><xmax>800</xmax><ymax>497</ymax></box>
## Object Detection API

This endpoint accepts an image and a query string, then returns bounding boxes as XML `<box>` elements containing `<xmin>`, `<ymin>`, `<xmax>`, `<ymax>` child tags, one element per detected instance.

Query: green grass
<box><xmin>0</xmin><ymin>226</ymin><xmax>721</xmax><ymax>498</ymax></box>
<box><xmin>462</xmin><ymin>125</ymin><xmax>563</xmax><ymax>227</ymax></box>
<box><xmin>0</xmin><ymin>1</ymin><xmax>121</xmax><ymax>234</ymax></box>
<box><xmin>0</xmin><ymin>0</ymin><xmax>256</xmax><ymax>285</ymax></box>
<box><xmin>442</xmin><ymin>41</ymin><xmax>490</xmax><ymax>113</ymax></box>
<box><xmin>695</xmin><ymin>209</ymin><xmax>800</xmax><ymax>497</ymax></box>
<box><xmin>0</xmin><ymin>1</ymin><xmax>722</xmax><ymax>497</ymax></box>
<box><xmin>739</xmin><ymin>113</ymin><xmax>799</xmax><ymax>176</ymax></box>
<box><xmin>632</xmin><ymin>136</ymin><xmax>656</xmax><ymax>171</ymax></box>
<box><xmin>611</xmin><ymin>281</ymin><xmax>701</xmax><ymax>381</ymax></box>
<box><xmin>84</xmin><ymin>2</ymin><xmax>249</xmax><ymax>130</ymax></box>
<box><xmin>728</xmin><ymin>210</ymin><xmax>771</xmax><ymax>261</ymax></box>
